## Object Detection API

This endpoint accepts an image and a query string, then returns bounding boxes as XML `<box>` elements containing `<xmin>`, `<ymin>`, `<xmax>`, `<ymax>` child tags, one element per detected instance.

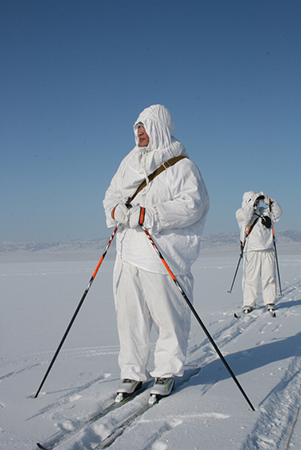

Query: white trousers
<box><xmin>113</xmin><ymin>257</ymin><xmax>193</xmax><ymax>381</ymax></box>
<box><xmin>242</xmin><ymin>249</ymin><xmax>276</xmax><ymax>308</ymax></box>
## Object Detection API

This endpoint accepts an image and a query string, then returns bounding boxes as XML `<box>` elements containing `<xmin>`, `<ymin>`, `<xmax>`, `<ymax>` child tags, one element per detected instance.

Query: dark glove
<box><xmin>261</xmin><ymin>216</ymin><xmax>272</xmax><ymax>229</ymax></box>
<box><xmin>258</xmin><ymin>191</ymin><xmax>270</xmax><ymax>205</ymax></box>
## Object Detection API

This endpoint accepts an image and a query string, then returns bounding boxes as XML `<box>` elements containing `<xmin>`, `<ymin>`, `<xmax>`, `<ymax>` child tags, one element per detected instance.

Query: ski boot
<box><xmin>243</xmin><ymin>306</ymin><xmax>253</xmax><ymax>314</ymax></box>
<box><xmin>115</xmin><ymin>379</ymin><xmax>142</xmax><ymax>403</ymax></box>
<box><xmin>266</xmin><ymin>303</ymin><xmax>276</xmax><ymax>317</ymax></box>
<box><xmin>149</xmin><ymin>377</ymin><xmax>175</xmax><ymax>405</ymax></box>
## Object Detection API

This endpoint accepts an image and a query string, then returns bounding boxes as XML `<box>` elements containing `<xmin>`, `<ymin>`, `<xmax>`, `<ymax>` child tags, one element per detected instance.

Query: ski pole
<box><xmin>228</xmin><ymin>196</ymin><xmax>265</xmax><ymax>293</ymax></box>
<box><xmin>228</xmin><ymin>219</ymin><xmax>258</xmax><ymax>294</ymax></box>
<box><xmin>34</xmin><ymin>225</ymin><xmax>118</xmax><ymax>398</ymax></box>
<box><xmin>272</xmin><ymin>226</ymin><xmax>282</xmax><ymax>296</ymax></box>
<box><xmin>142</xmin><ymin>226</ymin><xmax>255</xmax><ymax>411</ymax></box>
<box><xmin>228</xmin><ymin>242</ymin><xmax>244</xmax><ymax>293</ymax></box>
<box><xmin>267</xmin><ymin>200</ymin><xmax>282</xmax><ymax>297</ymax></box>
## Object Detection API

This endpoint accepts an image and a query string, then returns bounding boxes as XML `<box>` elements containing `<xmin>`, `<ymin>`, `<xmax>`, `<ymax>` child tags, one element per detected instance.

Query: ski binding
<box><xmin>115</xmin><ymin>392</ymin><xmax>125</xmax><ymax>403</ymax></box>
<box><xmin>148</xmin><ymin>394</ymin><xmax>160</xmax><ymax>405</ymax></box>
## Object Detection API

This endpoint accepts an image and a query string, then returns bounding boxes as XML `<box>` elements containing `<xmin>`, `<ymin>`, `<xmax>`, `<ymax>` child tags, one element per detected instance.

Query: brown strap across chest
<box><xmin>128</xmin><ymin>155</ymin><xmax>188</xmax><ymax>204</ymax></box>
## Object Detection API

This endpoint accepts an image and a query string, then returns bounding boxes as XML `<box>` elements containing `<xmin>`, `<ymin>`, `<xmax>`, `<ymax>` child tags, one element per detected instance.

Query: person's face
<box><xmin>138</xmin><ymin>126</ymin><xmax>150</xmax><ymax>147</ymax></box>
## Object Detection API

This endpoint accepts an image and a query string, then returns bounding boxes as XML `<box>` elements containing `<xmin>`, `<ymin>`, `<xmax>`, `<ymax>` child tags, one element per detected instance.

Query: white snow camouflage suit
<box><xmin>103</xmin><ymin>104</ymin><xmax>209</xmax><ymax>381</ymax></box>
<box><xmin>236</xmin><ymin>191</ymin><xmax>282</xmax><ymax>308</ymax></box>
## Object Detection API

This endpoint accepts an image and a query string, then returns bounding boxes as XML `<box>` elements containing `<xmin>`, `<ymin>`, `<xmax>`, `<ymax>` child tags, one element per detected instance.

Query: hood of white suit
<box><xmin>242</xmin><ymin>191</ymin><xmax>257</xmax><ymax>208</ymax></box>
<box><xmin>133</xmin><ymin>104</ymin><xmax>175</xmax><ymax>151</ymax></box>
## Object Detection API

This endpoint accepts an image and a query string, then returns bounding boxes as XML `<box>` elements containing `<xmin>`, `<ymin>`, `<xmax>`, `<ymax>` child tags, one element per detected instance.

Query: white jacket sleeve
<box><xmin>269</xmin><ymin>198</ymin><xmax>282</xmax><ymax>224</ymax></box>
<box><xmin>142</xmin><ymin>159</ymin><xmax>209</xmax><ymax>235</ymax></box>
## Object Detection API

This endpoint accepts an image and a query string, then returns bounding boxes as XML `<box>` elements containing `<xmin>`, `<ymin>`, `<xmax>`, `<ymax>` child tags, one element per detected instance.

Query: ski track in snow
<box><xmin>41</xmin><ymin>283</ymin><xmax>300</xmax><ymax>448</ymax></box>
<box><xmin>242</xmin><ymin>350</ymin><xmax>301</xmax><ymax>450</ymax></box>
<box><xmin>0</xmin><ymin>346</ymin><xmax>119</xmax><ymax>384</ymax></box>
<box><xmin>1</xmin><ymin>257</ymin><xmax>301</xmax><ymax>449</ymax></box>
<box><xmin>2</xmin><ymin>289</ymin><xmax>301</xmax><ymax>449</ymax></box>
<box><xmin>240</xmin><ymin>280</ymin><xmax>301</xmax><ymax>450</ymax></box>
<box><xmin>95</xmin><ymin>278</ymin><xmax>301</xmax><ymax>450</ymax></box>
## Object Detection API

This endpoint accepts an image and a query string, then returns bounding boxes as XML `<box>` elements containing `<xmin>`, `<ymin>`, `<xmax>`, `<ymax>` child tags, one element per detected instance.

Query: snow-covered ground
<box><xmin>1</xmin><ymin>231</ymin><xmax>301</xmax><ymax>450</ymax></box>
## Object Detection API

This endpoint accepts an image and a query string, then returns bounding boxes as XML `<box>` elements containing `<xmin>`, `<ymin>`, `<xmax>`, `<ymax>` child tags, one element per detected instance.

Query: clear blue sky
<box><xmin>1</xmin><ymin>0</ymin><xmax>300</xmax><ymax>243</ymax></box>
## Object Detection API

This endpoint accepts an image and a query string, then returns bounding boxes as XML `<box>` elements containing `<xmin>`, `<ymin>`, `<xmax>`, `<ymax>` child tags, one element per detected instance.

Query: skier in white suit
<box><xmin>236</xmin><ymin>191</ymin><xmax>282</xmax><ymax>314</ymax></box>
<box><xmin>103</xmin><ymin>105</ymin><xmax>209</xmax><ymax>400</ymax></box>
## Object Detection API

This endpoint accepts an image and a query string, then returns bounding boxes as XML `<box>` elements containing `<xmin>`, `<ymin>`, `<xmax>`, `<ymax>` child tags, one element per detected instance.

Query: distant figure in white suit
<box><xmin>236</xmin><ymin>191</ymin><xmax>282</xmax><ymax>314</ymax></box>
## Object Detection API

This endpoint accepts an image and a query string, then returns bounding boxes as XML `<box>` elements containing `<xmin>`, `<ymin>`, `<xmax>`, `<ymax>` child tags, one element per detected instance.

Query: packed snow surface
<box><xmin>1</xmin><ymin>231</ymin><xmax>301</xmax><ymax>449</ymax></box>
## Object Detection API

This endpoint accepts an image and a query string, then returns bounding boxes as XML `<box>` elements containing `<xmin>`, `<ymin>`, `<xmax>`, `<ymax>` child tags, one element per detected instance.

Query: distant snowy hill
<box><xmin>0</xmin><ymin>238</ymin><xmax>109</xmax><ymax>254</ymax></box>
<box><xmin>1</xmin><ymin>230</ymin><xmax>301</xmax><ymax>262</ymax></box>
